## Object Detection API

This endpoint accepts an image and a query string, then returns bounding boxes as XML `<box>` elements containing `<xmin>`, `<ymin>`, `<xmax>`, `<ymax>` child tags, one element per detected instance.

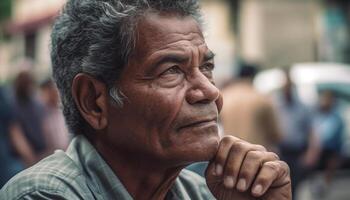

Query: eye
<box><xmin>157</xmin><ymin>65</ymin><xmax>184</xmax><ymax>88</ymax></box>
<box><xmin>200</xmin><ymin>63</ymin><xmax>214</xmax><ymax>71</ymax></box>
<box><xmin>200</xmin><ymin>63</ymin><xmax>215</xmax><ymax>77</ymax></box>
<box><xmin>160</xmin><ymin>65</ymin><xmax>183</xmax><ymax>76</ymax></box>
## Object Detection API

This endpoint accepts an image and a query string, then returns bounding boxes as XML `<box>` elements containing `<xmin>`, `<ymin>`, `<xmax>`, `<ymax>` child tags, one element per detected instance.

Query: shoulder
<box><xmin>0</xmin><ymin>151</ymin><xmax>88</xmax><ymax>200</ymax></box>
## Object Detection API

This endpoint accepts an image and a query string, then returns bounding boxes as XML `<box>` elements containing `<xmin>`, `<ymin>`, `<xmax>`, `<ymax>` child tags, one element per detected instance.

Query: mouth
<box><xmin>178</xmin><ymin>118</ymin><xmax>218</xmax><ymax>131</ymax></box>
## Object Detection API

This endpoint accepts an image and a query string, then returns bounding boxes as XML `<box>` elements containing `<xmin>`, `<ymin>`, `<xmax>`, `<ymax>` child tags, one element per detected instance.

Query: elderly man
<box><xmin>0</xmin><ymin>0</ymin><xmax>291</xmax><ymax>199</ymax></box>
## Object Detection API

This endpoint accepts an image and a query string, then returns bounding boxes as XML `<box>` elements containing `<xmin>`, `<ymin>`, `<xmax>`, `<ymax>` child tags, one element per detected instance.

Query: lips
<box><xmin>177</xmin><ymin>117</ymin><xmax>218</xmax><ymax>131</ymax></box>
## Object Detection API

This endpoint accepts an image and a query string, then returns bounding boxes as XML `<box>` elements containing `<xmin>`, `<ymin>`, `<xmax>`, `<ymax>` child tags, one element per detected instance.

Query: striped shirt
<box><xmin>0</xmin><ymin>135</ymin><xmax>215</xmax><ymax>200</ymax></box>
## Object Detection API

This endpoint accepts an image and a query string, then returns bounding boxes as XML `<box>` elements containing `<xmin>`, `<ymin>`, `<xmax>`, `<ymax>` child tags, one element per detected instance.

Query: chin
<box><xmin>193</xmin><ymin>136</ymin><xmax>220</xmax><ymax>161</ymax></box>
<box><xmin>176</xmin><ymin>134</ymin><xmax>220</xmax><ymax>164</ymax></box>
<box><xmin>165</xmin><ymin>125</ymin><xmax>220</xmax><ymax>164</ymax></box>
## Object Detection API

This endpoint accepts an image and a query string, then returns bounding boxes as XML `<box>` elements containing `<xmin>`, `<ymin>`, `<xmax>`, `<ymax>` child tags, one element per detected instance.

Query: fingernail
<box><xmin>252</xmin><ymin>184</ymin><xmax>263</xmax><ymax>196</ymax></box>
<box><xmin>237</xmin><ymin>178</ymin><xmax>247</xmax><ymax>191</ymax></box>
<box><xmin>224</xmin><ymin>176</ymin><xmax>234</xmax><ymax>189</ymax></box>
<box><xmin>215</xmin><ymin>164</ymin><xmax>223</xmax><ymax>176</ymax></box>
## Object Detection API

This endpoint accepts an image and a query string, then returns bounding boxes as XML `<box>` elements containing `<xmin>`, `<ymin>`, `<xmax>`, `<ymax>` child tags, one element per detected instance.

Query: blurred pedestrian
<box><xmin>221</xmin><ymin>64</ymin><xmax>282</xmax><ymax>151</ymax></box>
<box><xmin>313</xmin><ymin>90</ymin><xmax>344</xmax><ymax>186</ymax></box>
<box><xmin>40</xmin><ymin>79</ymin><xmax>70</xmax><ymax>152</ymax></box>
<box><xmin>0</xmin><ymin>86</ymin><xmax>36</xmax><ymax>187</ymax></box>
<box><xmin>12</xmin><ymin>71</ymin><xmax>48</xmax><ymax>162</ymax></box>
<box><xmin>273</xmin><ymin>68</ymin><xmax>319</xmax><ymax>196</ymax></box>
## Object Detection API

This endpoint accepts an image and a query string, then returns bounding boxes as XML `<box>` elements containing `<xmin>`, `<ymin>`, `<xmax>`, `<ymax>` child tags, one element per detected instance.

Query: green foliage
<box><xmin>0</xmin><ymin>0</ymin><xmax>12</xmax><ymax>23</ymax></box>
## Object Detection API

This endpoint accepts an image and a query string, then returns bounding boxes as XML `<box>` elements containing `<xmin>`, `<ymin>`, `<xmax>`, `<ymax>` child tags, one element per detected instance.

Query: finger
<box><xmin>212</xmin><ymin>136</ymin><xmax>241</xmax><ymax>177</ymax></box>
<box><xmin>221</xmin><ymin>142</ymin><xmax>266</xmax><ymax>189</ymax></box>
<box><xmin>236</xmin><ymin>151</ymin><xmax>279</xmax><ymax>192</ymax></box>
<box><xmin>205</xmin><ymin>160</ymin><xmax>222</xmax><ymax>187</ymax></box>
<box><xmin>251</xmin><ymin>160</ymin><xmax>290</xmax><ymax>197</ymax></box>
<box><xmin>251</xmin><ymin>144</ymin><xmax>267</xmax><ymax>152</ymax></box>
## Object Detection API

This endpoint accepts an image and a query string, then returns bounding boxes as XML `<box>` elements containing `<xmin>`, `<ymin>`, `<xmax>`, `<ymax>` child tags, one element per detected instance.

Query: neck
<box><xmin>94</xmin><ymin>138</ymin><xmax>183</xmax><ymax>200</ymax></box>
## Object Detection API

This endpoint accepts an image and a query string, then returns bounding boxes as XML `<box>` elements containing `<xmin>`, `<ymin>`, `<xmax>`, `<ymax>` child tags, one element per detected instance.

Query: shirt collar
<box><xmin>65</xmin><ymin>135</ymin><xmax>201</xmax><ymax>200</ymax></box>
<box><xmin>66</xmin><ymin>135</ymin><xmax>133</xmax><ymax>200</ymax></box>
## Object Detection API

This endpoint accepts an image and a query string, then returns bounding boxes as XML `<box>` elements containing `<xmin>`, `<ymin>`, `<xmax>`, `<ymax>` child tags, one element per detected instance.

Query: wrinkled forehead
<box><xmin>133</xmin><ymin>12</ymin><xmax>207</xmax><ymax>59</ymax></box>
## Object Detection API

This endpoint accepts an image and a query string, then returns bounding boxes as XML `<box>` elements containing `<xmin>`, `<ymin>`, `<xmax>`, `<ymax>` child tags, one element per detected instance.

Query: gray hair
<box><xmin>51</xmin><ymin>0</ymin><xmax>202</xmax><ymax>135</ymax></box>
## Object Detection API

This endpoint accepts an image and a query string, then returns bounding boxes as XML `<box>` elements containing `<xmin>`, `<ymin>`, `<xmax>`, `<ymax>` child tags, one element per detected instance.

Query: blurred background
<box><xmin>0</xmin><ymin>0</ymin><xmax>350</xmax><ymax>199</ymax></box>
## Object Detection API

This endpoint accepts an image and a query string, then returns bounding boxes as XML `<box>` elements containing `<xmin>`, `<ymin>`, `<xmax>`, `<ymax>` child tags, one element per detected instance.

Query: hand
<box><xmin>205</xmin><ymin>136</ymin><xmax>291</xmax><ymax>200</ymax></box>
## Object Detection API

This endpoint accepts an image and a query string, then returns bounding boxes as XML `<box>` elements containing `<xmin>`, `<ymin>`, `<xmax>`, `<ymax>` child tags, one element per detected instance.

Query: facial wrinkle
<box><xmin>165</xmin><ymin>32</ymin><xmax>204</xmax><ymax>43</ymax></box>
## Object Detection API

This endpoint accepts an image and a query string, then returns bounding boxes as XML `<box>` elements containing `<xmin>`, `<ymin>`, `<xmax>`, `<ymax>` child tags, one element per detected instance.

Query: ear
<box><xmin>72</xmin><ymin>73</ymin><xmax>109</xmax><ymax>131</ymax></box>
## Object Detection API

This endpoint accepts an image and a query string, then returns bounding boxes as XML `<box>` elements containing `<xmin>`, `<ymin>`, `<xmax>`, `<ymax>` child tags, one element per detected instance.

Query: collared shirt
<box><xmin>313</xmin><ymin>109</ymin><xmax>344</xmax><ymax>153</ymax></box>
<box><xmin>0</xmin><ymin>135</ymin><xmax>215</xmax><ymax>200</ymax></box>
<box><xmin>273</xmin><ymin>93</ymin><xmax>312</xmax><ymax>151</ymax></box>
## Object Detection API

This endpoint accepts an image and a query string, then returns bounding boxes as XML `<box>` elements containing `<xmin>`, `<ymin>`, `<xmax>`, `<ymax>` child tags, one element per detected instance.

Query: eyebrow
<box><xmin>146</xmin><ymin>50</ymin><xmax>216</xmax><ymax>76</ymax></box>
<box><xmin>203</xmin><ymin>51</ymin><xmax>215</xmax><ymax>62</ymax></box>
<box><xmin>153</xmin><ymin>54</ymin><xmax>190</xmax><ymax>67</ymax></box>
<box><xmin>153</xmin><ymin>50</ymin><xmax>215</xmax><ymax>67</ymax></box>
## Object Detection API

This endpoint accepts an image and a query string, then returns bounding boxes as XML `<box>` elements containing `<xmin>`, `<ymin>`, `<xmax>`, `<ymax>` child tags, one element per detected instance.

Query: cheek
<box><xmin>106</xmin><ymin>87</ymin><xmax>184</xmax><ymax>154</ymax></box>
<box><xmin>109</xmin><ymin>81</ymin><xmax>188</xmax><ymax>158</ymax></box>
<box><xmin>122</xmin><ymin>83</ymin><xmax>186</xmax><ymax>135</ymax></box>
<box><xmin>143</xmin><ymin>87</ymin><xmax>185</xmax><ymax>132</ymax></box>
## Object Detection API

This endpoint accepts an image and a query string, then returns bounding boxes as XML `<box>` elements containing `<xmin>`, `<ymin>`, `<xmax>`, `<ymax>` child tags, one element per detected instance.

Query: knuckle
<box><xmin>279</xmin><ymin>161</ymin><xmax>291</xmax><ymax>174</ymax></box>
<box><xmin>264</xmin><ymin>161</ymin><xmax>281</xmax><ymax>173</ymax></box>
<box><xmin>254</xmin><ymin>144</ymin><xmax>267</xmax><ymax>151</ymax></box>
<box><xmin>247</xmin><ymin>150</ymin><xmax>263</xmax><ymax>161</ymax></box>
<box><xmin>256</xmin><ymin>175</ymin><xmax>270</xmax><ymax>186</ymax></box>
<box><xmin>229</xmin><ymin>140</ymin><xmax>247</xmax><ymax>152</ymax></box>
<box><xmin>236</xmin><ymin>140</ymin><xmax>251</xmax><ymax>149</ymax></box>
<box><xmin>267</xmin><ymin>152</ymin><xmax>280</xmax><ymax>160</ymax></box>
<box><xmin>221</xmin><ymin>135</ymin><xmax>235</xmax><ymax>144</ymax></box>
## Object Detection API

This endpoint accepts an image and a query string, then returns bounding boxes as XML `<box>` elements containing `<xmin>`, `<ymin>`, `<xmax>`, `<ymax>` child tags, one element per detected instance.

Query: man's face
<box><xmin>106</xmin><ymin>12</ymin><xmax>222</xmax><ymax>166</ymax></box>
<box><xmin>319</xmin><ymin>90</ymin><xmax>334</xmax><ymax>111</ymax></box>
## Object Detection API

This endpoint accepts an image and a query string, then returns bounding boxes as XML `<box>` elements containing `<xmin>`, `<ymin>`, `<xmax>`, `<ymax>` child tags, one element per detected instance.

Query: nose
<box><xmin>185</xmin><ymin>71</ymin><xmax>220</xmax><ymax>105</ymax></box>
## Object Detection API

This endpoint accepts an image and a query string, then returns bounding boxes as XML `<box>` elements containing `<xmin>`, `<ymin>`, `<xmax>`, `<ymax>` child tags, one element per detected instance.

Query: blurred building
<box><xmin>0</xmin><ymin>0</ymin><xmax>349</xmax><ymax>84</ymax></box>
<box><xmin>204</xmin><ymin>0</ymin><xmax>350</xmax><ymax>82</ymax></box>
<box><xmin>201</xmin><ymin>0</ymin><xmax>236</xmax><ymax>86</ymax></box>
<box><xmin>237</xmin><ymin>0</ymin><xmax>350</xmax><ymax>68</ymax></box>
<box><xmin>239</xmin><ymin>0</ymin><xmax>319</xmax><ymax>68</ymax></box>
<box><xmin>0</xmin><ymin>0</ymin><xmax>237</xmax><ymax>86</ymax></box>
<box><xmin>0</xmin><ymin>0</ymin><xmax>66</xmax><ymax>82</ymax></box>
